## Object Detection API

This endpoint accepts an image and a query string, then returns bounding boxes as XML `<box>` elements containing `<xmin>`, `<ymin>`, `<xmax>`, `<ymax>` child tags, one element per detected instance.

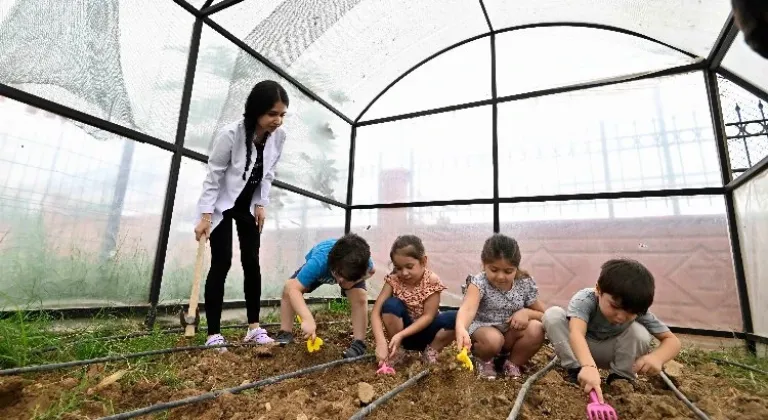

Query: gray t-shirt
<box><xmin>567</xmin><ymin>288</ymin><xmax>670</xmax><ymax>341</ymax></box>
<box><xmin>468</xmin><ymin>272</ymin><xmax>539</xmax><ymax>335</ymax></box>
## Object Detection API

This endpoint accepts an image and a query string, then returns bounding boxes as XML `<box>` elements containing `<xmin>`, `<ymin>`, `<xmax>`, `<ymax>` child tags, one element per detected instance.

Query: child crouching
<box><xmin>371</xmin><ymin>235</ymin><xmax>456</xmax><ymax>367</ymax></box>
<box><xmin>455</xmin><ymin>234</ymin><xmax>546</xmax><ymax>379</ymax></box>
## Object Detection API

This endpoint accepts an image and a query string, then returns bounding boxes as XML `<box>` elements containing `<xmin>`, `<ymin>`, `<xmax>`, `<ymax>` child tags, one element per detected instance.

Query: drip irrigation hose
<box><xmin>660</xmin><ymin>372</ymin><xmax>711</xmax><ymax>420</ymax></box>
<box><xmin>98</xmin><ymin>354</ymin><xmax>374</xmax><ymax>420</ymax></box>
<box><xmin>712</xmin><ymin>357</ymin><xmax>768</xmax><ymax>376</ymax></box>
<box><xmin>2</xmin><ymin>342</ymin><xmax>270</xmax><ymax>376</ymax></box>
<box><xmin>32</xmin><ymin>321</ymin><xmax>343</xmax><ymax>354</ymax></box>
<box><xmin>507</xmin><ymin>356</ymin><xmax>559</xmax><ymax>420</ymax></box>
<box><xmin>348</xmin><ymin>369</ymin><xmax>430</xmax><ymax>420</ymax></box>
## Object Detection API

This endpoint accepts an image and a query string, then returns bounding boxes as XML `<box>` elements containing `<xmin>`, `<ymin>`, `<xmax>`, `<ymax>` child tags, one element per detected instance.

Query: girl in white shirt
<box><xmin>194</xmin><ymin>80</ymin><xmax>288</xmax><ymax>348</ymax></box>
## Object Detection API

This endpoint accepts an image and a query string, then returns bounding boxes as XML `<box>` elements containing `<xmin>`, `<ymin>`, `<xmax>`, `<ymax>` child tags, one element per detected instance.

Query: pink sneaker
<box><xmin>243</xmin><ymin>327</ymin><xmax>274</xmax><ymax>345</ymax></box>
<box><xmin>422</xmin><ymin>345</ymin><xmax>439</xmax><ymax>364</ymax></box>
<box><xmin>206</xmin><ymin>334</ymin><xmax>228</xmax><ymax>353</ymax></box>
<box><xmin>503</xmin><ymin>360</ymin><xmax>522</xmax><ymax>378</ymax></box>
<box><xmin>477</xmin><ymin>359</ymin><xmax>497</xmax><ymax>380</ymax></box>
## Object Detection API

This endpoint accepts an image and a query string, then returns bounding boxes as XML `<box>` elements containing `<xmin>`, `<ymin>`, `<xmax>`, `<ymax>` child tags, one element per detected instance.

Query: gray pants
<box><xmin>542</xmin><ymin>306</ymin><xmax>651</xmax><ymax>380</ymax></box>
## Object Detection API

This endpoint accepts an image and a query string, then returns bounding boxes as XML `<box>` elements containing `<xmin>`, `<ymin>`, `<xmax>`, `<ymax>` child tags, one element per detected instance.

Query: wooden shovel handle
<box><xmin>185</xmin><ymin>238</ymin><xmax>206</xmax><ymax>337</ymax></box>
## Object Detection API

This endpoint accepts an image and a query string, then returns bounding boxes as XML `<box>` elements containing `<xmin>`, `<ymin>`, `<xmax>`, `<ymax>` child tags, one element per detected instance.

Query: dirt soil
<box><xmin>0</xmin><ymin>321</ymin><xmax>766</xmax><ymax>419</ymax></box>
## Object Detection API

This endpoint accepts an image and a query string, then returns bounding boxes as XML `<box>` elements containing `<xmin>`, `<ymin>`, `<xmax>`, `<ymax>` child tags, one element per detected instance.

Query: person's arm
<box><xmin>633</xmin><ymin>314</ymin><xmax>681</xmax><ymax>375</ymax></box>
<box><xmin>371</xmin><ymin>283</ymin><xmax>394</xmax><ymax>349</ymax></box>
<box><xmin>399</xmin><ymin>292</ymin><xmax>440</xmax><ymax>338</ymax></box>
<box><xmin>254</xmin><ymin>133</ymin><xmax>284</xmax><ymax>208</ymax></box>
<box><xmin>525</xmin><ymin>300</ymin><xmax>547</xmax><ymax>321</ymax></box>
<box><xmin>198</xmin><ymin>128</ymin><xmax>234</xmax><ymax>215</ymax></box>
<box><xmin>455</xmin><ymin>283</ymin><xmax>481</xmax><ymax>350</ymax></box>
<box><xmin>523</xmin><ymin>278</ymin><xmax>545</xmax><ymax>321</ymax></box>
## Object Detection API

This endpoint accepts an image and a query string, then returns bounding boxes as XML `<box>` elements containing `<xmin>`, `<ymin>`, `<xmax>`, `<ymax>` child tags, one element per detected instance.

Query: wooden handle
<box><xmin>184</xmin><ymin>238</ymin><xmax>206</xmax><ymax>338</ymax></box>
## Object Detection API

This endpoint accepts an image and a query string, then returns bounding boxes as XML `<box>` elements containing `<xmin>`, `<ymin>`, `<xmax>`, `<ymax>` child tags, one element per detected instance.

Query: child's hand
<box><xmin>633</xmin><ymin>353</ymin><xmax>663</xmax><ymax>376</ymax></box>
<box><xmin>300</xmin><ymin>317</ymin><xmax>316</xmax><ymax>341</ymax></box>
<box><xmin>388</xmin><ymin>332</ymin><xmax>403</xmax><ymax>358</ymax></box>
<box><xmin>456</xmin><ymin>328</ymin><xmax>472</xmax><ymax>351</ymax></box>
<box><xmin>375</xmin><ymin>342</ymin><xmax>389</xmax><ymax>363</ymax></box>
<box><xmin>578</xmin><ymin>366</ymin><xmax>604</xmax><ymax>403</ymax></box>
<box><xmin>508</xmin><ymin>310</ymin><xmax>529</xmax><ymax>330</ymax></box>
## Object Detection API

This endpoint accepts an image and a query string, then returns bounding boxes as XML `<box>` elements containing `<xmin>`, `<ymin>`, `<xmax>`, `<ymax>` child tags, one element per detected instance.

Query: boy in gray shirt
<box><xmin>542</xmin><ymin>259</ymin><xmax>681</xmax><ymax>403</ymax></box>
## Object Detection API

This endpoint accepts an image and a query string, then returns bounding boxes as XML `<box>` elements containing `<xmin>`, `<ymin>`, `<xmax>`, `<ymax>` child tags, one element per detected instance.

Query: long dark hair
<box><xmin>242</xmin><ymin>80</ymin><xmax>289</xmax><ymax>180</ymax></box>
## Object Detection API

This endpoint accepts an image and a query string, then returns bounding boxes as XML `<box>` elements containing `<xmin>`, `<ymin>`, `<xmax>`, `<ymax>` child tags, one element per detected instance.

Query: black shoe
<box><xmin>566</xmin><ymin>368</ymin><xmax>580</xmax><ymax>384</ymax></box>
<box><xmin>342</xmin><ymin>339</ymin><xmax>367</xmax><ymax>358</ymax></box>
<box><xmin>275</xmin><ymin>330</ymin><xmax>294</xmax><ymax>346</ymax></box>
<box><xmin>606</xmin><ymin>372</ymin><xmax>632</xmax><ymax>385</ymax></box>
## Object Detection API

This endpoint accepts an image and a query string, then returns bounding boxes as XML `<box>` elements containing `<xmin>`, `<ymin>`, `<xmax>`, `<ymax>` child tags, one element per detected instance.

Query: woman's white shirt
<box><xmin>195</xmin><ymin>119</ymin><xmax>286</xmax><ymax>232</ymax></box>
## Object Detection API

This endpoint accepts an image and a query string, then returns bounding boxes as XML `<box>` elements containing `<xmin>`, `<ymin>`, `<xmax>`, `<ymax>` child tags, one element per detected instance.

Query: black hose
<box><xmin>507</xmin><ymin>356</ymin><xmax>559</xmax><ymax>420</ymax></box>
<box><xmin>660</xmin><ymin>372</ymin><xmax>711</xmax><ymax>420</ymax></box>
<box><xmin>98</xmin><ymin>354</ymin><xmax>374</xmax><ymax>420</ymax></box>
<box><xmin>712</xmin><ymin>357</ymin><xmax>768</xmax><ymax>376</ymax></box>
<box><xmin>1</xmin><ymin>342</ymin><xmax>267</xmax><ymax>376</ymax></box>
<box><xmin>348</xmin><ymin>369</ymin><xmax>429</xmax><ymax>419</ymax></box>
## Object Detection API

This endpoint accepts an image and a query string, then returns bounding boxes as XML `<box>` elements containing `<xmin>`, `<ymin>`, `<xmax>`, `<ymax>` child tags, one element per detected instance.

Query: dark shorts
<box><xmin>291</xmin><ymin>265</ymin><xmax>367</xmax><ymax>296</ymax></box>
<box><xmin>381</xmin><ymin>297</ymin><xmax>457</xmax><ymax>351</ymax></box>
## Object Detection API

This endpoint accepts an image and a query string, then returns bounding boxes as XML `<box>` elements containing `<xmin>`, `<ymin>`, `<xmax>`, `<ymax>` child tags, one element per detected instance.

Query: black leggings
<box><xmin>204</xmin><ymin>209</ymin><xmax>262</xmax><ymax>335</ymax></box>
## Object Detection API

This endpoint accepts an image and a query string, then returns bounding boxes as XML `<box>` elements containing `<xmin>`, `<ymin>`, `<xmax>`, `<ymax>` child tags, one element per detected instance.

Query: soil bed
<box><xmin>0</xmin><ymin>321</ymin><xmax>766</xmax><ymax>419</ymax></box>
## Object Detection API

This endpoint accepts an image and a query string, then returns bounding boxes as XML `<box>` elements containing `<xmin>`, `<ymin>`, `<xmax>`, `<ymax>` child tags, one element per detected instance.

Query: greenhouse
<box><xmin>0</xmin><ymin>0</ymin><xmax>767</xmax><ymax>419</ymax></box>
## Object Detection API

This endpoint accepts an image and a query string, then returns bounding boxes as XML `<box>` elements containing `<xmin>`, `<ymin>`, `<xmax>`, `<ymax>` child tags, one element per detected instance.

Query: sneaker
<box><xmin>477</xmin><ymin>359</ymin><xmax>497</xmax><ymax>380</ymax></box>
<box><xmin>422</xmin><ymin>345</ymin><xmax>439</xmax><ymax>364</ymax></box>
<box><xmin>502</xmin><ymin>360</ymin><xmax>522</xmax><ymax>378</ymax></box>
<box><xmin>205</xmin><ymin>334</ymin><xmax>228</xmax><ymax>353</ymax></box>
<box><xmin>274</xmin><ymin>330</ymin><xmax>294</xmax><ymax>346</ymax></box>
<box><xmin>243</xmin><ymin>327</ymin><xmax>274</xmax><ymax>345</ymax></box>
<box><xmin>342</xmin><ymin>339</ymin><xmax>367</xmax><ymax>358</ymax></box>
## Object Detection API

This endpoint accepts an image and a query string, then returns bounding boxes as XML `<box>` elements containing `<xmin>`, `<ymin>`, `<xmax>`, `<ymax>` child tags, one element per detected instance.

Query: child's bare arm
<box><xmin>569</xmin><ymin>317</ymin><xmax>604</xmax><ymax>402</ymax></box>
<box><xmin>456</xmin><ymin>284</ymin><xmax>481</xmax><ymax>331</ymax></box>
<box><xmin>634</xmin><ymin>331</ymin><xmax>681</xmax><ymax>375</ymax></box>
<box><xmin>371</xmin><ymin>283</ymin><xmax>394</xmax><ymax>347</ymax></box>
<box><xmin>525</xmin><ymin>300</ymin><xmax>547</xmax><ymax>321</ymax></box>
<box><xmin>285</xmin><ymin>279</ymin><xmax>313</xmax><ymax>326</ymax></box>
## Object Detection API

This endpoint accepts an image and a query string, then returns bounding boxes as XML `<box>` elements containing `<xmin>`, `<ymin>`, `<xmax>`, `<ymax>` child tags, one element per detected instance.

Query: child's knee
<box><xmin>474</xmin><ymin>329</ymin><xmax>505</xmax><ymax>351</ymax></box>
<box><xmin>434</xmin><ymin>310</ymin><xmax>457</xmax><ymax>331</ymax></box>
<box><xmin>381</xmin><ymin>297</ymin><xmax>407</xmax><ymax>316</ymax></box>
<box><xmin>542</xmin><ymin>306</ymin><xmax>567</xmax><ymax>328</ymax></box>
<box><xmin>527</xmin><ymin>319</ymin><xmax>545</xmax><ymax>342</ymax></box>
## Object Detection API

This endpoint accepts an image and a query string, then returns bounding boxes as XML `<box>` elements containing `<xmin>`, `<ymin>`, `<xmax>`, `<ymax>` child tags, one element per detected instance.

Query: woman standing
<box><xmin>194</xmin><ymin>80</ymin><xmax>289</xmax><ymax>348</ymax></box>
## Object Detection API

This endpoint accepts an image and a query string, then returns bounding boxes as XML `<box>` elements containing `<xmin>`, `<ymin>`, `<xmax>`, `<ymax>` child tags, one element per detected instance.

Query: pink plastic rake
<box><xmin>376</xmin><ymin>362</ymin><xmax>395</xmax><ymax>375</ymax></box>
<box><xmin>586</xmin><ymin>390</ymin><xmax>618</xmax><ymax>420</ymax></box>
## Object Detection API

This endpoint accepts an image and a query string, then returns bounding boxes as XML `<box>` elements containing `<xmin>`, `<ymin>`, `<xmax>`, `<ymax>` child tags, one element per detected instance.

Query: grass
<box><xmin>676</xmin><ymin>345</ymin><xmax>768</xmax><ymax>394</ymax></box>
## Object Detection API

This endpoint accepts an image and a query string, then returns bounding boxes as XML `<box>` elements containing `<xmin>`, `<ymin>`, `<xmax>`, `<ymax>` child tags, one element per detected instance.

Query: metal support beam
<box><xmin>202</xmin><ymin>18</ymin><xmax>353</xmax><ymax>125</ymax></box>
<box><xmin>707</xmin><ymin>13</ymin><xmax>737</xmax><ymax>69</ymax></box>
<box><xmin>728</xmin><ymin>154</ymin><xmax>768</xmax><ymax>192</ymax></box>
<box><xmin>350</xmin><ymin>187</ymin><xmax>722</xmax><ymax>210</ymax></box>
<box><xmin>201</xmin><ymin>0</ymin><xmax>246</xmax><ymax>16</ymax></box>
<box><xmin>147</xmin><ymin>18</ymin><xmax>205</xmax><ymax>326</ymax></box>
<box><xmin>0</xmin><ymin>83</ymin><xmax>175</xmax><ymax>153</ymax></box>
<box><xmin>358</xmin><ymin>62</ymin><xmax>705</xmax><ymax>127</ymax></box>
<box><xmin>717</xmin><ymin>67</ymin><xmax>768</xmax><ymax>104</ymax></box>
<box><xmin>704</xmin><ymin>70</ymin><xmax>756</xmax><ymax>354</ymax></box>
<box><xmin>345</xmin><ymin>126</ymin><xmax>357</xmax><ymax>233</ymax></box>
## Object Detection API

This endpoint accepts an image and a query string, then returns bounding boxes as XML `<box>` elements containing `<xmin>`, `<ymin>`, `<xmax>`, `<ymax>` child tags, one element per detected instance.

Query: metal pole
<box><xmin>345</xmin><ymin>125</ymin><xmax>357</xmax><ymax>233</ymax></box>
<box><xmin>146</xmin><ymin>18</ymin><xmax>204</xmax><ymax>327</ymax></box>
<box><xmin>704</xmin><ymin>70</ymin><xmax>756</xmax><ymax>354</ymax></box>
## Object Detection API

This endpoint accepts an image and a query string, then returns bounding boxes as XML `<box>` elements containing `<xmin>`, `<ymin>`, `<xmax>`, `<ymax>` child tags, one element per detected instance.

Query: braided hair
<box><xmin>242</xmin><ymin>80</ymin><xmax>290</xmax><ymax>180</ymax></box>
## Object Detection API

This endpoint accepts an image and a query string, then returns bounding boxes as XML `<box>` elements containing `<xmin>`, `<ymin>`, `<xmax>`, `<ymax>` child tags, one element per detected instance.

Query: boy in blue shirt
<box><xmin>276</xmin><ymin>233</ymin><xmax>375</xmax><ymax>358</ymax></box>
<box><xmin>542</xmin><ymin>258</ymin><xmax>681</xmax><ymax>404</ymax></box>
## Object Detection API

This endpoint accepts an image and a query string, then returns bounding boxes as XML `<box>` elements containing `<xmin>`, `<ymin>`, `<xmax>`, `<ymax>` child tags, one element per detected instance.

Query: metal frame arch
<box><xmin>355</xmin><ymin>21</ymin><xmax>701</xmax><ymax>124</ymax></box>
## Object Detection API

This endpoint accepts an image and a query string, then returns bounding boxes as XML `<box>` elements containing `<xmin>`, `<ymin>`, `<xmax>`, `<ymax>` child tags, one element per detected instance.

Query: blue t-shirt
<box><xmin>294</xmin><ymin>238</ymin><xmax>374</xmax><ymax>288</ymax></box>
